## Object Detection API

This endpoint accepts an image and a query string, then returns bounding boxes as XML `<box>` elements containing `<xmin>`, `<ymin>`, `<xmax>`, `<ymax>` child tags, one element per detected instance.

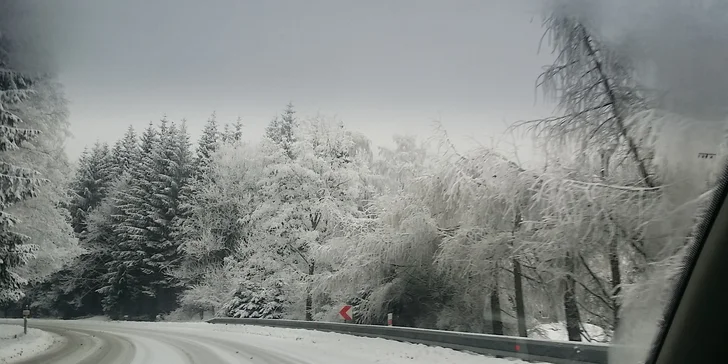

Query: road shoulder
<box><xmin>0</xmin><ymin>324</ymin><xmax>60</xmax><ymax>364</ymax></box>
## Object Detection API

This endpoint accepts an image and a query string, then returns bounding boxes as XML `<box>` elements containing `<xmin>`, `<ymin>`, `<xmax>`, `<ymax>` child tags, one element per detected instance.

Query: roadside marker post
<box><xmin>387</xmin><ymin>312</ymin><xmax>393</xmax><ymax>326</ymax></box>
<box><xmin>22</xmin><ymin>306</ymin><xmax>30</xmax><ymax>334</ymax></box>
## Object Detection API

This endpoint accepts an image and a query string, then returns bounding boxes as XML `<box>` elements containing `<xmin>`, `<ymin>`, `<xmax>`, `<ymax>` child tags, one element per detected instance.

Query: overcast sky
<box><xmin>46</xmin><ymin>0</ymin><xmax>554</xmax><ymax>159</ymax></box>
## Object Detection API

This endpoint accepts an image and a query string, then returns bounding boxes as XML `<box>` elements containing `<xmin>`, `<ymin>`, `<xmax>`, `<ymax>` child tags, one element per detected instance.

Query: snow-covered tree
<box><xmin>265</xmin><ymin>103</ymin><xmax>298</xmax><ymax>159</ymax></box>
<box><xmin>100</xmin><ymin>122</ymin><xmax>160</xmax><ymax>318</ymax></box>
<box><xmin>151</xmin><ymin>120</ymin><xmax>193</xmax><ymax>312</ymax></box>
<box><xmin>250</xmin><ymin>115</ymin><xmax>367</xmax><ymax>320</ymax></box>
<box><xmin>221</xmin><ymin>118</ymin><xmax>243</xmax><ymax>145</ymax></box>
<box><xmin>506</xmin><ymin>3</ymin><xmax>664</xmax><ymax>340</ymax></box>
<box><xmin>176</xmin><ymin>141</ymin><xmax>261</xmax><ymax>289</ymax></box>
<box><xmin>315</xmin><ymin>135</ymin><xmax>437</xmax><ymax>326</ymax></box>
<box><xmin>523</xmin><ymin>3</ymin><xmax>654</xmax><ymax>189</ymax></box>
<box><xmin>110</xmin><ymin>126</ymin><xmax>139</xmax><ymax>180</ymax></box>
<box><xmin>0</xmin><ymin>47</ymin><xmax>41</xmax><ymax>303</ymax></box>
<box><xmin>372</xmin><ymin>135</ymin><xmax>428</xmax><ymax>192</ymax></box>
<box><xmin>178</xmin><ymin>263</ymin><xmax>235</xmax><ymax>317</ymax></box>
<box><xmin>68</xmin><ymin>142</ymin><xmax>114</xmax><ymax>235</ymax></box>
<box><xmin>429</xmin><ymin>141</ymin><xmax>535</xmax><ymax>336</ymax></box>
<box><xmin>101</xmin><ymin>119</ymin><xmax>193</xmax><ymax>318</ymax></box>
<box><xmin>6</xmin><ymin>77</ymin><xmax>79</xmax><ymax>284</ymax></box>
<box><xmin>221</xmin><ymin>278</ymin><xmax>286</xmax><ymax>319</ymax></box>
<box><xmin>36</xmin><ymin>175</ymin><xmax>132</xmax><ymax>318</ymax></box>
<box><xmin>33</xmin><ymin>125</ymin><xmax>140</xmax><ymax>318</ymax></box>
<box><xmin>194</xmin><ymin>113</ymin><xmax>220</xmax><ymax>177</ymax></box>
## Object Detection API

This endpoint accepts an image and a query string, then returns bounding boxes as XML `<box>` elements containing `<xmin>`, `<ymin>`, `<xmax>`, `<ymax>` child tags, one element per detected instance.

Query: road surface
<box><xmin>0</xmin><ymin>319</ymin><xmax>521</xmax><ymax>364</ymax></box>
<box><xmin>6</xmin><ymin>319</ymin><xmax>316</xmax><ymax>364</ymax></box>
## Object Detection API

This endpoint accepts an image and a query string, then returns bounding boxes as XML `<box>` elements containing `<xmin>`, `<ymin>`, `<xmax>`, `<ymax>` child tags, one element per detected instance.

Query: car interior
<box><xmin>650</xmin><ymin>164</ymin><xmax>728</xmax><ymax>363</ymax></box>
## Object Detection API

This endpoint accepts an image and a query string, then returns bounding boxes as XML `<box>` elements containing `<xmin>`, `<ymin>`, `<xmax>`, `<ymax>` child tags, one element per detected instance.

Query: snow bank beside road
<box><xmin>530</xmin><ymin>322</ymin><xmax>610</xmax><ymax>343</ymax></box>
<box><xmin>97</xmin><ymin>321</ymin><xmax>541</xmax><ymax>364</ymax></box>
<box><xmin>0</xmin><ymin>325</ymin><xmax>56</xmax><ymax>363</ymax></box>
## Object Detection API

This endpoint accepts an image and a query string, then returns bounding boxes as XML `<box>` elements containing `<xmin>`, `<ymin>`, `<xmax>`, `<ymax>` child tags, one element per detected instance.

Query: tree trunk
<box><xmin>305</xmin><ymin>261</ymin><xmax>315</xmax><ymax>321</ymax></box>
<box><xmin>581</xmin><ymin>29</ymin><xmax>654</xmax><ymax>188</ymax></box>
<box><xmin>601</xmin><ymin>151</ymin><xmax>623</xmax><ymax>328</ymax></box>
<box><xmin>563</xmin><ymin>252</ymin><xmax>582</xmax><ymax>341</ymax></box>
<box><xmin>513</xmin><ymin>258</ymin><xmax>528</xmax><ymax>337</ymax></box>
<box><xmin>511</xmin><ymin>209</ymin><xmax>528</xmax><ymax>337</ymax></box>
<box><xmin>608</xmin><ymin>238</ymin><xmax>622</xmax><ymax>327</ymax></box>
<box><xmin>490</xmin><ymin>264</ymin><xmax>504</xmax><ymax>335</ymax></box>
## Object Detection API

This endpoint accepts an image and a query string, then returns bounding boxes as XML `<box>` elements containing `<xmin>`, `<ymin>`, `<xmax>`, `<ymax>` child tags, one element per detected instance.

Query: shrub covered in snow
<box><xmin>220</xmin><ymin>279</ymin><xmax>286</xmax><ymax>319</ymax></box>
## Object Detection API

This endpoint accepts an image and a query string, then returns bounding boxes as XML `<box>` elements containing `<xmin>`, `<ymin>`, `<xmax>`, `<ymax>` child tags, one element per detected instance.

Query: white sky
<box><xmin>45</xmin><ymin>0</ymin><xmax>555</xmax><ymax>159</ymax></box>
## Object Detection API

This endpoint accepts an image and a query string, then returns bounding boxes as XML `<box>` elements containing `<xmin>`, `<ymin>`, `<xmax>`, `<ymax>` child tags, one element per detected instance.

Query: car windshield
<box><xmin>1</xmin><ymin>1</ymin><xmax>725</xmax><ymax>364</ymax></box>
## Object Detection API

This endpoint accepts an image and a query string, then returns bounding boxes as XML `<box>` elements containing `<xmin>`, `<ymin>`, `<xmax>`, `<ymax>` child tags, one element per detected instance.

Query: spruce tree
<box><xmin>221</xmin><ymin>118</ymin><xmax>243</xmax><ymax>144</ymax></box>
<box><xmin>45</xmin><ymin>127</ymin><xmax>141</xmax><ymax>318</ymax></box>
<box><xmin>68</xmin><ymin>142</ymin><xmax>113</xmax><ymax>234</ymax></box>
<box><xmin>101</xmin><ymin>122</ymin><xmax>158</xmax><ymax>318</ymax></box>
<box><xmin>265</xmin><ymin>103</ymin><xmax>297</xmax><ymax>159</ymax></box>
<box><xmin>229</xmin><ymin>118</ymin><xmax>243</xmax><ymax>143</ymax></box>
<box><xmin>110</xmin><ymin>126</ymin><xmax>138</xmax><ymax>180</ymax></box>
<box><xmin>195</xmin><ymin>114</ymin><xmax>219</xmax><ymax>177</ymax></box>
<box><xmin>101</xmin><ymin>119</ymin><xmax>193</xmax><ymax>318</ymax></box>
<box><xmin>0</xmin><ymin>37</ymin><xmax>42</xmax><ymax>303</ymax></box>
<box><xmin>174</xmin><ymin>115</ymin><xmax>221</xmax><ymax>285</ymax></box>
<box><xmin>149</xmin><ymin>121</ymin><xmax>192</xmax><ymax>314</ymax></box>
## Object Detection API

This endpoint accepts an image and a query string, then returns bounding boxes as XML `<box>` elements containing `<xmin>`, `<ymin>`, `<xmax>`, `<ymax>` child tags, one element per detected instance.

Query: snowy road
<box><xmin>1</xmin><ymin>319</ymin><xmax>535</xmax><ymax>364</ymax></box>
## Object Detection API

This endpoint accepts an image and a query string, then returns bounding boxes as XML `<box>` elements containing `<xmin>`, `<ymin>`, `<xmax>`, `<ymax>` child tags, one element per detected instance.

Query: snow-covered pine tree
<box><xmin>101</xmin><ymin>118</ymin><xmax>194</xmax><ymax>318</ymax></box>
<box><xmin>35</xmin><ymin>125</ymin><xmax>140</xmax><ymax>318</ymax></box>
<box><xmin>265</xmin><ymin>103</ymin><xmax>297</xmax><ymax>159</ymax></box>
<box><xmin>61</xmin><ymin>175</ymin><xmax>133</xmax><ymax>318</ymax></box>
<box><xmin>195</xmin><ymin>113</ymin><xmax>219</xmax><ymax>177</ymax></box>
<box><xmin>221</xmin><ymin>279</ymin><xmax>286</xmax><ymax>319</ymax></box>
<box><xmin>231</xmin><ymin>118</ymin><xmax>243</xmax><ymax>142</ymax></box>
<box><xmin>23</xmin><ymin>137</ymin><xmax>109</xmax><ymax>313</ymax></box>
<box><xmin>8</xmin><ymin>77</ymin><xmax>80</xmax><ymax>285</ymax></box>
<box><xmin>109</xmin><ymin>126</ymin><xmax>139</xmax><ymax>180</ymax></box>
<box><xmin>221</xmin><ymin>118</ymin><xmax>243</xmax><ymax>144</ymax></box>
<box><xmin>0</xmin><ymin>33</ymin><xmax>43</xmax><ymax>303</ymax></box>
<box><xmin>101</xmin><ymin>122</ymin><xmax>159</xmax><ymax>318</ymax></box>
<box><xmin>149</xmin><ymin>120</ymin><xmax>193</xmax><ymax>314</ymax></box>
<box><xmin>68</xmin><ymin>142</ymin><xmax>114</xmax><ymax>235</ymax></box>
<box><xmin>173</xmin><ymin>115</ymin><xmax>220</xmax><ymax>288</ymax></box>
<box><xmin>175</xmin><ymin>115</ymin><xmax>218</xmax><ymax>230</ymax></box>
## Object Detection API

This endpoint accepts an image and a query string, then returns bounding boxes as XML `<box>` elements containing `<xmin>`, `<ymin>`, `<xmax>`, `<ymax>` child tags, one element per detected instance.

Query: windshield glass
<box><xmin>1</xmin><ymin>1</ymin><xmax>725</xmax><ymax>364</ymax></box>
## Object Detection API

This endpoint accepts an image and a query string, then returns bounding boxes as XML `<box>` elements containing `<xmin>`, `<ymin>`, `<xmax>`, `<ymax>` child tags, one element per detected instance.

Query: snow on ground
<box><xmin>201</xmin><ymin>323</ymin><xmax>526</xmax><ymax>364</ymax></box>
<box><xmin>77</xmin><ymin>315</ymin><xmax>110</xmax><ymax>321</ymax></box>
<box><xmin>0</xmin><ymin>324</ymin><xmax>57</xmax><ymax>363</ymax></box>
<box><xmin>92</xmin><ymin>320</ymin><xmax>545</xmax><ymax>364</ymax></box>
<box><xmin>529</xmin><ymin>322</ymin><xmax>610</xmax><ymax>343</ymax></box>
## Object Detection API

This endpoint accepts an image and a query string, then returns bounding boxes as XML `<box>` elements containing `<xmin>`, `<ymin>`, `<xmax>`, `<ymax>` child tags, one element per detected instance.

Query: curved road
<box><xmin>6</xmin><ymin>320</ymin><xmax>315</xmax><ymax>364</ymax></box>
<box><xmin>2</xmin><ymin>318</ymin><xmax>504</xmax><ymax>364</ymax></box>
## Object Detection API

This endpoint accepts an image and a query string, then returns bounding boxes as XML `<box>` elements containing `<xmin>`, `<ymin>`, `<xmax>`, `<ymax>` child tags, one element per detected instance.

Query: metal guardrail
<box><xmin>207</xmin><ymin>318</ymin><xmax>610</xmax><ymax>364</ymax></box>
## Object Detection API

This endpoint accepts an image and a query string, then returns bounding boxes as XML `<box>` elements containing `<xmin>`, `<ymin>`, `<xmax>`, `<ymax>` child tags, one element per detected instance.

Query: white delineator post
<box><xmin>387</xmin><ymin>313</ymin><xmax>393</xmax><ymax>326</ymax></box>
<box><xmin>22</xmin><ymin>306</ymin><xmax>30</xmax><ymax>334</ymax></box>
